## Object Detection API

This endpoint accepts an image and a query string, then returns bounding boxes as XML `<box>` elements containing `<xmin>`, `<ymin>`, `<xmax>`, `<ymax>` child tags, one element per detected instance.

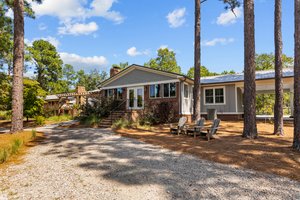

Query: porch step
<box><xmin>99</xmin><ymin>111</ymin><xmax>125</xmax><ymax>128</ymax></box>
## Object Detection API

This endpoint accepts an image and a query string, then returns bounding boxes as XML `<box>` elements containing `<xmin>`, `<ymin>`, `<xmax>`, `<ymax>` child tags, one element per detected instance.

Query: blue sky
<box><xmin>22</xmin><ymin>0</ymin><xmax>294</xmax><ymax>75</ymax></box>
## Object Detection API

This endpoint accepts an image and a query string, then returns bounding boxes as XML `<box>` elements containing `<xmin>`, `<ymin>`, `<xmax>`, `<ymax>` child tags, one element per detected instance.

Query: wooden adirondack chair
<box><xmin>201</xmin><ymin>119</ymin><xmax>221</xmax><ymax>141</ymax></box>
<box><xmin>187</xmin><ymin>118</ymin><xmax>206</xmax><ymax>138</ymax></box>
<box><xmin>170</xmin><ymin>117</ymin><xmax>187</xmax><ymax>135</ymax></box>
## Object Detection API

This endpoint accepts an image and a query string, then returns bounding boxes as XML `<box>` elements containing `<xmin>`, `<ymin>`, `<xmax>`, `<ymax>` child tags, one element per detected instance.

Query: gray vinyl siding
<box><xmin>237</xmin><ymin>87</ymin><xmax>243</xmax><ymax>112</ymax></box>
<box><xmin>201</xmin><ymin>84</ymin><xmax>237</xmax><ymax>113</ymax></box>
<box><xmin>105</xmin><ymin>69</ymin><xmax>177</xmax><ymax>88</ymax></box>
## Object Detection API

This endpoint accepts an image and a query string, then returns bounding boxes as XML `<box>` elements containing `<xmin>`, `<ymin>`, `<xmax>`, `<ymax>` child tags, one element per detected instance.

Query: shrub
<box><xmin>0</xmin><ymin>110</ymin><xmax>11</xmax><ymax>120</ymax></box>
<box><xmin>79</xmin><ymin>114</ymin><xmax>101</xmax><ymax>127</ymax></box>
<box><xmin>81</xmin><ymin>97</ymin><xmax>121</xmax><ymax>118</ymax></box>
<box><xmin>11</xmin><ymin>139</ymin><xmax>22</xmax><ymax>155</ymax></box>
<box><xmin>112</xmin><ymin>118</ymin><xmax>132</xmax><ymax>129</ymax></box>
<box><xmin>31</xmin><ymin>129</ymin><xmax>37</xmax><ymax>139</ymax></box>
<box><xmin>47</xmin><ymin>114</ymin><xmax>73</xmax><ymax>122</ymax></box>
<box><xmin>35</xmin><ymin>116</ymin><xmax>45</xmax><ymax>126</ymax></box>
<box><xmin>0</xmin><ymin>149</ymin><xmax>8</xmax><ymax>164</ymax></box>
<box><xmin>141</xmin><ymin>102</ymin><xmax>176</xmax><ymax>125</ymax></box>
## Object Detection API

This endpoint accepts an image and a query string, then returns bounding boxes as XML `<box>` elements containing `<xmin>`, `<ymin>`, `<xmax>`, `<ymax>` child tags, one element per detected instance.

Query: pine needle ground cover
<box><xmin>0</xmin><ymin>130</ymin><xmax>44</xmax><ymax>166</ymax></box>
<box><xmin>115</xmin><ymin>121</ymin><xmax>300</xmax><ymax>181</ymax></box>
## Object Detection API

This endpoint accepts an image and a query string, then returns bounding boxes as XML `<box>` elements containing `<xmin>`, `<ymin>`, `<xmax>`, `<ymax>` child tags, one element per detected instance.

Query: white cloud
<box><xmin>58</xmin><ymin>22</ymin><xmax>98</xmax><ymax>35</ymax></box>
<box><xmin>30</xmin><ymin>0</ymin><xmax>124</xmax><ymax>35</ymax></box>
<box><xmin>31</xmin><ymin>0</ymin><xmax>124</xmax><ymax>23</ymax></box>
<box><xmin>38</xmin><ymin>23</ymin><xmax>48</xmax><ymax>30</ymax></box>
<box><xmin>5</xmin><ymin>9</ymin><xmax>13</xmax><ymax>18</ymax></box>
<box><xmin>25</xmin><ymin>36</ymin><xmax>60</xmax><ymax>48</ymax></box>
<box><xmin>166</xmin><ymin>8</ymin><xmax>186</xmax><ymax>28</ymax></box>
<box><xmin>201</xmin><ymin>38</ymin><xmax>234</xmax><ymax>47</ymax></box>
<box><xmin>159</xmin><ymin>45</ymin><xmax>168</xmax><ymax>50</ymax></box>
<box><xmin>216</xmin><ymin>8</ymin><xmax>242</xmax><ymax>26</ymax></box>
<box><xmin>59</xmin><ymin>52</ymin><xmax>108</xmax><ymax>70</ymax></box>
<box><xmin>126</xmin><ymin>47</ymin><xmax>150</xmax><ymax>57</ymax></box>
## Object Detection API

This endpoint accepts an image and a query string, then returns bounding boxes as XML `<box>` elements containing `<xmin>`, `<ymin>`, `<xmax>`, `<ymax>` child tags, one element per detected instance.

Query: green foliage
<box><xmin>0</xmin><ymin>73</ymin><xmax>11</xmax><ymax>110</ymax></box>
<box><xmin>23</xmin><ymin>79</ymin><xmax>46</xmax><ymax>120</ymax></box>
<box><xmin>145</xmin><ymin>48</ymin><xmax>181</xmax><ymax>74</ymax></box>
<box><xmin>76</xmin><ymin>69</ymin><xmax>107</xmax><ymax>91</ymax></box>
<box><xmin>28</xmin><ymin>39</ymin><xmax>63</xmax><ymax>93</ymax></box>
<box><xmin>81</xmin><ymin>97</ymin><xmax>120</xmax><ymax>118</ymax></box>
<box><xmin>0</xmin><ymin>4</ymin><xmax>13</xmax><ymax>72</ymax></box>
<box><xmin>256</xmin><ymin>53</ymin><xmax>293</xmax><ymax>70</ymax></box>
<box><xmin>142</xmin><ymin>102</ymin><xmax>176</xmax><ymax>125</ymax></box>
<box><xmin>79</xmin><ymin>114</ymin><xmax>101</xmax><ymax>127</ymax></box>
<box><xmin>256</xmin><ymin>93</ymin><xmax>291</xmax><ymax>115</ymax></box>
<box><xmin>221</xmin><ymin>70</ymin><xmax>236</xmax><ymax>75</ymax></box>
<box><xmin>34</xmin><ymin>116</ymin><xmax>45</xmax><ymax>126</ymax></box>
<box><xmin>0</xmin><ymin>111</ymin><xmax>11</xmax><ymax>120</ymax></box>
<box><xmin>186</xmin><ymin>66</ymin><xmax>218</xmax><ymax>79</ymax></box>
<box><xmin>0</xmin><ymin>149</ymin><xmax>8</xmax><ymax>164</ymax></box>
<box><xmin>112</xmin><ymin>62</ymin><xmax>129</xmax><ymax>70</ymax></box>
<box><xmin>11</xmin><ymin>139</ymin><xmax>22</xmax><ymax>155</ymax></box>
<box><xmin>47</xmin><ymin>114</ymin><xmax>73</xmax><ymax>122</ymax></box>
<box><xmin>112</xmin><ymin>118</ymin><xmax>132</xmax><ymax>129</ymax></box>
<box><xmin>62</xmin><ymin>64</ymin><xmax>77</xmax><ymax>92</ymax></box>
<box><xmin>31</xmin><ymin>129</ymin><xmax>37</xmax><ymax>139</ymax></box>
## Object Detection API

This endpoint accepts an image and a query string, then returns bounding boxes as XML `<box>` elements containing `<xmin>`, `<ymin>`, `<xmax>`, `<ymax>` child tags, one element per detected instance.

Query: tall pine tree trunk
<box><xmin>243</xmin><ymin>0</ymin><xmax>257</xmax><ymax>138</ymax></box>
<box><xmin>193</xmin><ymin>0</ymin><xmax>201</xmax><ymax>121</ymax></box>
<box><xmin>274</xmin><ymin>0</ymin><xmax>284</xmax><ymax>136</ymax></box>
<box><xmin>11</xmin><ymin>0</ymin><xmax>24</xmax><ymax>133</ymax></box>
<box><xmin>293</xmin><ymin>0</ymin><xmax>300</xmax><ymax>150</ymax></box>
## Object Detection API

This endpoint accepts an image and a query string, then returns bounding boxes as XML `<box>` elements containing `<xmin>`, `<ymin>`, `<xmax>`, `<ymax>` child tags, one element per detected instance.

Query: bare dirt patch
<box><xmin>115</xmin><ymin>121</ymin><xmax>300</xmax><ymax>181</ymax></box>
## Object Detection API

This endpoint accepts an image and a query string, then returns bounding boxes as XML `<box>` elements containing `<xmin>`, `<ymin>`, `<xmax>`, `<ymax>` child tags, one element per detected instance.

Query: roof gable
<box><xmin>100</xmin><ymin>64</ymin><xmax>185</xmax><ymax>88</ymax></box>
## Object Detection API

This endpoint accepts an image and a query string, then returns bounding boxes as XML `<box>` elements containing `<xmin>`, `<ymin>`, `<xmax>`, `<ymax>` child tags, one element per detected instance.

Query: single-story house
<box><xmin>98</xmin><ymin>64</ymin><xmax>294</xmax><ymax>121</ymax></box>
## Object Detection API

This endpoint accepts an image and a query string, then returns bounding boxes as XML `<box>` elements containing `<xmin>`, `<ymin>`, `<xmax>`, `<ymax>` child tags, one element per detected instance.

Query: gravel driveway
<box><xmin>0</xmin><ymin>126</ymin><xmax>300</xmax><ymax>200</ymax></box>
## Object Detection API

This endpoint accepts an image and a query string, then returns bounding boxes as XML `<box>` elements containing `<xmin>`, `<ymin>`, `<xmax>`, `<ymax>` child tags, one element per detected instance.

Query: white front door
<box><xmin>127</xmin><ymin>87</ymin><xmax>144</xmax><ymax>109</ymax></box>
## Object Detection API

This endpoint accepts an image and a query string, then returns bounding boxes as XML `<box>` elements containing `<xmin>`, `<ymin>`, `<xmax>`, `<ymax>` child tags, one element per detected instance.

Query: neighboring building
<box><xmin>44</xmin><ymin>86</ymin><xmax>99</xmax><ymax>116</ymax></box>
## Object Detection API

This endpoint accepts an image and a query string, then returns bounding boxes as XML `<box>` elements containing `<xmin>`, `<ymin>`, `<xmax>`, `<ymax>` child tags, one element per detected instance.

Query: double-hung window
<box><xmin>163</xmin><ymin>83</ymin><xmax>176</xmax><ymax>98</ymax></box>
<box><xmin>106</xmin><ymin>89</ymin><xmax>114</xmax><ymax>98</ymax></box>
<box><xmin>116</xmin><ymin>88</ymin><xmax>123</xmax><ymax>100</ymax></box>
<box><xmin>149</xmin><ymin>84</ymin><xmax>161</xmax><ymax>98</ymax></box>
<box><xmin>204</xmin><ymin>87</ymin><xmax>225</xmax><ymax>105</ymax></box>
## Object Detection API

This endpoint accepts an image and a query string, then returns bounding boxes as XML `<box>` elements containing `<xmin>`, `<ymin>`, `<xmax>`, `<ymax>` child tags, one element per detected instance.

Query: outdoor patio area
<box><xmin>115</xmin><ymin>120</ymin><xmax>300</xmax><ymax>181</ymax></box>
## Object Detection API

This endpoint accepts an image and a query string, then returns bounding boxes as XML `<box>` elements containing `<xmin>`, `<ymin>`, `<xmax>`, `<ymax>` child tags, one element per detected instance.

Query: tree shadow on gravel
<box><xmin>39</xmin><ymin>128</ymin><xmax>300</xmax><ymax>199</ymax></box>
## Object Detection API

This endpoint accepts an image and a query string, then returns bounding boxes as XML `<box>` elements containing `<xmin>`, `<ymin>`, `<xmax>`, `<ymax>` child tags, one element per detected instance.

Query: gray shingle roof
<box><xmin>201</xmin><ymin>68</ymin><xmax>294</xmax><ymax>84</ymax></box>
<box><xmin>45</xmin><ymin>95</ymin><xmax>59</xmax><ymax>101</ymax></box>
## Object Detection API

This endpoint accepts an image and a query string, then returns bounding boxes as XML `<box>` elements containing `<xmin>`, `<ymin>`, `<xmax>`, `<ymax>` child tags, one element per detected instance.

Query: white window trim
<box><xmin>204</xmin><ymin>86</ymin><xmax>226</xmax><ymax>105</ymax></box>
<box><xmin>102</xmin><ymin>79</ymin><xmax>179</xmax><ymax>90</ymax></box>
<box><xmin>127</xmin><ymin>87</ymin><xmax>144</xmax><ymax>109</ymax></box>
<box><xmin>183</xmin><ymin>83</ymin><xmax>189</xmax><ymax>99</ymax></box>
<box><xmin>149</xmin><ymin>84</ymin><xmax>161</xmax><ymax>99</ymax></box>
<box><xmin>163</xmin><ymin>82</ymin><xmax>177</xmax><ymax>98</ymax></box>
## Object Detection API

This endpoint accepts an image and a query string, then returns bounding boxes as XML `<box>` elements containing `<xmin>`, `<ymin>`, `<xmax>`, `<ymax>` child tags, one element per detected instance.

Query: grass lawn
<box><xmin>115</xmin><ymin>121</ymin><xmax>300</xmax><ymax>182</ymax></box>
<box><xmin>0</xmin><ymin>131</ymin><xmax>44</xmax><ymax>167</ymax></box>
